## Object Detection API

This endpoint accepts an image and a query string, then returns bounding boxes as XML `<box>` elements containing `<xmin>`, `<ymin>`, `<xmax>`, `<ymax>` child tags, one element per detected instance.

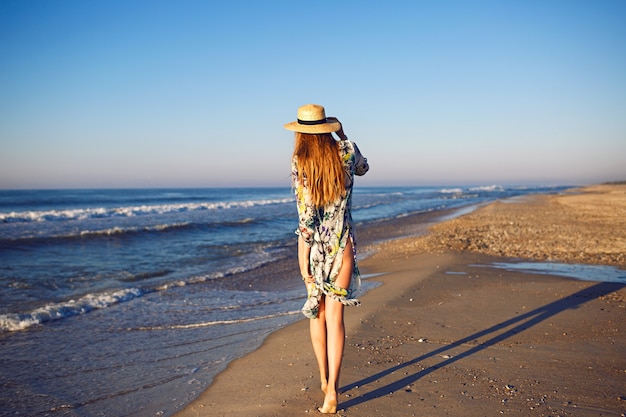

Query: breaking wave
<box><xmin>0</xmin><ymin>197</ymin><xmax>293</xmax><ymax>223</ymax></box>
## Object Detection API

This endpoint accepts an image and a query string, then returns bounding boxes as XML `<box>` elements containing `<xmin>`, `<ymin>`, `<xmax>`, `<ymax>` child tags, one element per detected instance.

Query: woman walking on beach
<box><xmin>285</xmin><ymin>104</ymin><xmax>369</xmax><ymax>413</ymax></box>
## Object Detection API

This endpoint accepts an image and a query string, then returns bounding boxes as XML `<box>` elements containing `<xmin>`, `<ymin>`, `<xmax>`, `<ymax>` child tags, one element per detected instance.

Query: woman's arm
<box><xmin>293</xmin><ymin>158</ymin><xmax>315</xmax><ymax>282</ymax></box>
<box><xmin>327</xmin><ymin>117</ymin><xmax>348</xmax><ymax>141</ymax></box>
<box><xmin>298</xmin><ymin>234</ymin><xmax>313</xmax><ymax>283</ymax></box>
<box><xmin>352</xmin><ymin>142</ymin><xmax>369</xmax><ymax>176</ymax></box>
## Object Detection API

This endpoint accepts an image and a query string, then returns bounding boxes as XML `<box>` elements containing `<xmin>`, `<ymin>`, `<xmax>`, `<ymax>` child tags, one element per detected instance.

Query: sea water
<box><xmin>0</xmin><ymin>185</ymin><xmax>571</xmax><ymax>416</ymax></box>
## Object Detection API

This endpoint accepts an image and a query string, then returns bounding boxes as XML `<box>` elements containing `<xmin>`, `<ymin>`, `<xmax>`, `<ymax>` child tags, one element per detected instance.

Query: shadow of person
<box><xmin>339</xmin><ymin>281</ymin><xmax>624</xmax><ymax>409</ymax></box>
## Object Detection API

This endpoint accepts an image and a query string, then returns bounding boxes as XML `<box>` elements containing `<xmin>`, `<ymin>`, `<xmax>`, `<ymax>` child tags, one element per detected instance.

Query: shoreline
<box><xmin>175</xmin><ymin>185</ymin><xmax>626</xmax><ymax>416</ymax></box>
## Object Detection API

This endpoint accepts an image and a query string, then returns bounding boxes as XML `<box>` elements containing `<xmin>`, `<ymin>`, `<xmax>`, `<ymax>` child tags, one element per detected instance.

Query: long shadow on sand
<box><xmin>339</xmin><ymin>281</ymin><xmax>624</xmax><ymax>410</ymax></box>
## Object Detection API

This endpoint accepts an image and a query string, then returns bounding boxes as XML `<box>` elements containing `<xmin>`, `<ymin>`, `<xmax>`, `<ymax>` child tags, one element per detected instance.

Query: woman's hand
<box><xmin>327</xmin><ymin>117</ymin><xmax>348</xmax><ymax>140</ymax></box>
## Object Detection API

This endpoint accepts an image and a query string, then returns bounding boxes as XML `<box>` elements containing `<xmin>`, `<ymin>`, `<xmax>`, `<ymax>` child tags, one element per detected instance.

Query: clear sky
<box><xmin>1</xmin><ymin>0</ymin><xmax>625</xmax><ymax>189</ymax></box>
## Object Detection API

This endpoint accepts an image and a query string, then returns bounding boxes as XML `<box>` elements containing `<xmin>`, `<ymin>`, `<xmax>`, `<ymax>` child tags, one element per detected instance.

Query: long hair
<box><xmin>292</xmin><ymin>132</ymin><xmax>345</xmax><ymax>208</ymax></box>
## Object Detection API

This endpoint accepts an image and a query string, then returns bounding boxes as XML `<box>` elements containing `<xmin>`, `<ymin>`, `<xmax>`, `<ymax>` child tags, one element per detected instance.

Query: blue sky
<box><xmin>1</xmin><ymin>0</ymin><xmax>625</xmax><ymax>189</ymax></box>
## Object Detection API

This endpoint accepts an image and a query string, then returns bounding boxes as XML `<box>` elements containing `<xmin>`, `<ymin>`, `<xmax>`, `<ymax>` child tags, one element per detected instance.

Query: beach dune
<box><xmin>176</xmin><ymin>185</ymin><xmax>626</xmax><ymax>416</ymax></box>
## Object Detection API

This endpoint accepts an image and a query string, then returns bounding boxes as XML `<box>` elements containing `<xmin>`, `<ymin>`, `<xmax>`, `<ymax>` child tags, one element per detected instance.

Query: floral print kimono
<box><xmin>292</xmin><ymin>140</ymin><xmax>369</xmax><ymax>319</ymax></box>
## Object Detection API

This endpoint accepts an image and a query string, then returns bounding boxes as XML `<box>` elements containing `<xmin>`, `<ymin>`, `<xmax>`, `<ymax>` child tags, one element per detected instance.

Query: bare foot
<box><xmin>318</xmin><ymin>398</ymin><xmax>337</xmax><ymax>414</ymax></box>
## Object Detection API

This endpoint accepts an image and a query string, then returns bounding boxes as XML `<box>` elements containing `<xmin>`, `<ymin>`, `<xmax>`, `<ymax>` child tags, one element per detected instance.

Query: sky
<box><xmin>1</xmin><ymin>0</ymin><xmax>625</xmax><ymax>189</ymax></box>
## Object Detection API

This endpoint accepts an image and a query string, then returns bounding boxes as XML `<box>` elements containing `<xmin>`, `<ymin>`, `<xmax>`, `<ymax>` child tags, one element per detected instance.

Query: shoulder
<box><xmin>338</xmin><ymin>139</ymin><xmax>356</xmax><ymax>154</ymax></box>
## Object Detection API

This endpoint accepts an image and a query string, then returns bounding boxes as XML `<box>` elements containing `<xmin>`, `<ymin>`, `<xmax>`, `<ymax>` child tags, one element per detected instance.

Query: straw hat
<box><xmin>284</xmin><ymin>104</ymin><xmax>340</xmax><ymax>134</ymax></box>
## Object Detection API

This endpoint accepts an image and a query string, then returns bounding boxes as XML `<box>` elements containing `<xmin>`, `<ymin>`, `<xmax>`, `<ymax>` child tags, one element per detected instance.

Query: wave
<box><xmin>468</xmin><ymin>185</ymin><xmax>504</xmax><ymax>192</ymax></box>
<box><xmin>0</xmin><ymin>216</ymin><xmax>268</xmax><ymax>243</ymax></box>
<box><xmin>0</xmin><ymin>197</ymin><xmax>294</xmax><ymax>224</ymax></box>
<box><xmin>133</xmin><ymin>310</ymin><xmax>301</xmax><ymax>331</ymax></box>
<box><xmin>440</xmin><ymin>185</ymin><xmax>507</xmax><ymax>194</ymax></box>
<box><xmin>77</xmin><ymin>222</ymin><xmax>192</xmax><ymax>238</ymax></box>
<box><xmin>0</xmin><ymin>284</ymin><xmax>299</xmax><ymax>333</ymax></box>
<box><xmin>0</xmin><ymin>288</ymin><xmax>145</xmax><ymax>332</ymax></box>
<box><xmin>0</xmin><ymin>247</ymin><xmax>290</xmax><ymax>333</ymax></box>
<box><xmin>439</xmin><ymin>188</ymin><xmax>464</xmax><ymax>194</ymax></box>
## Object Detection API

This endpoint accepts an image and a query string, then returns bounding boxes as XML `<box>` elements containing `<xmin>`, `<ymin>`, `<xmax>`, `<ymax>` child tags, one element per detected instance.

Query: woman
<box><xmin>284</xmin><ymin>104</ymin><xmax>369</xmax><ymax>413</ymax></box>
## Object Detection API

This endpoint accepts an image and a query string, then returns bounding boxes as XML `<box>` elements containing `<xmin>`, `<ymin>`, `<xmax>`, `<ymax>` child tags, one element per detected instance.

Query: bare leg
<box><xmin>319</xmin><ymin>239</ymin><xmax>354</xmax><ymax>413</ymax></box>
<box><xmin>309</xmin><ymin>297</ymin><xmax>328</xmax><ymax>393</ymax></box>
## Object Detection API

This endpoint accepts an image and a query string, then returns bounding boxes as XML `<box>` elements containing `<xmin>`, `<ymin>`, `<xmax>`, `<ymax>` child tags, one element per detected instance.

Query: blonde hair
<box><xmin>293</xmin><ymin>132</ymin><xmax>345</xmax><ymax>208</ymax></box>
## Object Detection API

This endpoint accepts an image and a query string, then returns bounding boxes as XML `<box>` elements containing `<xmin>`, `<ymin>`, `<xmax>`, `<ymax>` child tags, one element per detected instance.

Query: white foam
<box><xmin>468</xmin><ymin>185</ymin><xmax>504</xmax><ymax>192</ymax></box>
<box><xmin>0</xmin><ymin>288</ymin><xmax>144</xmax><ymax>332</ymax></box>
<box><xmin>440</xmin><ymin>188</ymin><xmax>463</xmax><ymax>194</ymax></box>
<box><xmin>133</xmin><ymin>310</ymin><xmax>301</xmax><ymax>331</ymax></box>
<box><xmin>0</xmin><ymin>197</ymin><xmax>294</xmax><ymax>223</ymax></box>
<box><xmin>77</xmin><ymin>222</ymin><xmax>190</xmax><ymax>238</ymax></box>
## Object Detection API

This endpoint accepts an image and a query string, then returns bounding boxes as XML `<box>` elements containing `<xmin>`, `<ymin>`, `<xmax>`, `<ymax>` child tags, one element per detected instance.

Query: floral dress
<box><xmin>292</xmin><ymin>140</ymin><xmax>369</xmax><ymax>318</ymax></box>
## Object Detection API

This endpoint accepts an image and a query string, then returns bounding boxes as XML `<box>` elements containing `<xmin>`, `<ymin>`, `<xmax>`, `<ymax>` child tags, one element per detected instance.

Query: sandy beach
<box><xmin>175</xmin><ymin>185</ymin><xmax>626</xmax><ymax>417</ymax></box>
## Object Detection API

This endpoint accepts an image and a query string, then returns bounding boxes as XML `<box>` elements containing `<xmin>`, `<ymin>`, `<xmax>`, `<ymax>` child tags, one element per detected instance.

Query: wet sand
<box><xmin>175</xmin><ymin>184</ymin><xmax>626</xmax><ymax>417</ymax></box>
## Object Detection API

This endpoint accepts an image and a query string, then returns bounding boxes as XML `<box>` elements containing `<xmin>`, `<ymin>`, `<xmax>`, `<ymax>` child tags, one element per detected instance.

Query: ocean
<box><xmin>0</xmin><ymin>185</ymin><xmax>572</xmax><ymax>416</ymax></box>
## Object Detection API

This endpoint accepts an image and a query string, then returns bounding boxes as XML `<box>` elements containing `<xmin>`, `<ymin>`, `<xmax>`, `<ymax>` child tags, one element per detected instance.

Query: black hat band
<box><xmin>297</xmin><ymin>118</ymin><xmax>327</xmax><ymax>125</ymax></box>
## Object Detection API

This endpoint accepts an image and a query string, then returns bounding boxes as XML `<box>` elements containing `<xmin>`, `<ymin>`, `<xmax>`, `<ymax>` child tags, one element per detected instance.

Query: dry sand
<box><xmin>176</xmin><ymin>185</ymin><xmax>626</xmax><ymax>417</ymax></box>
<box><xmin>395</xmin><ymin>184</ymin><xmax>626</xmax><ymax>266</ymax></box>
